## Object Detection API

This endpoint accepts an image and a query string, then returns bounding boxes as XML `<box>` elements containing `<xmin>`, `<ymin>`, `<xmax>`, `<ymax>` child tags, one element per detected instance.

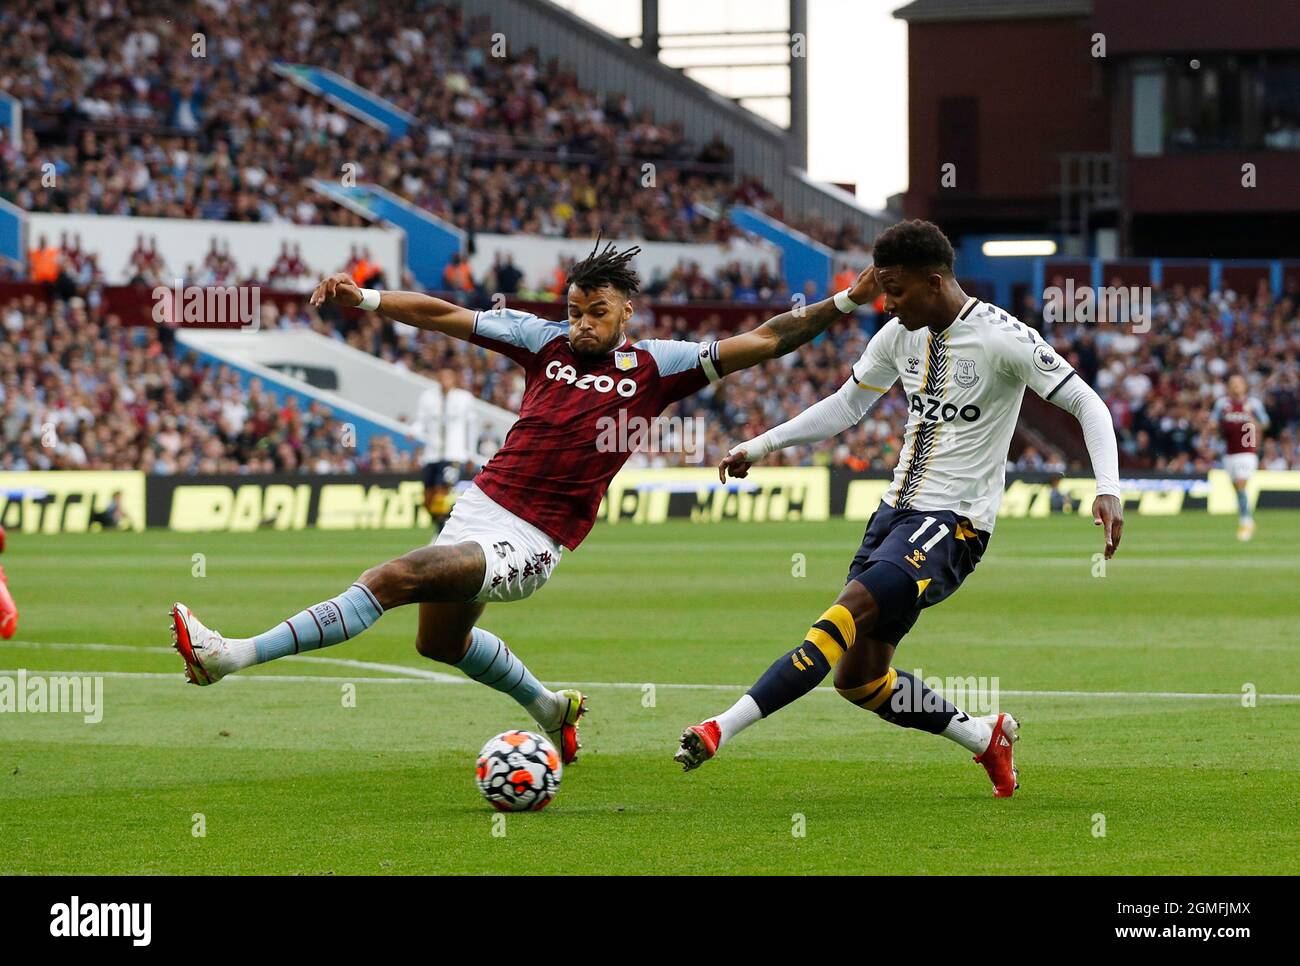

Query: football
<box><xmin>474</xmin><ymin>731</ymin><xmax>562</xmax><ymax>812</ymax></box>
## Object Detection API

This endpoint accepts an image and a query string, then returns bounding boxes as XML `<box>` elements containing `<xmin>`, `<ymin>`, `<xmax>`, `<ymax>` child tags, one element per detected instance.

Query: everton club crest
<box><xmin>955</xmin><ymin>357</ymin><xmax>979</xmax><ymax>388</ymax></box>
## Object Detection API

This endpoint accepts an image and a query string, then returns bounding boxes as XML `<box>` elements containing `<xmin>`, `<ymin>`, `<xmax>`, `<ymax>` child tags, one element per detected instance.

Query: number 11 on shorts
<box><xmin>908</xmin><ymin>516</ymin><xmax>950</xmax><ymax>552</ymax></box>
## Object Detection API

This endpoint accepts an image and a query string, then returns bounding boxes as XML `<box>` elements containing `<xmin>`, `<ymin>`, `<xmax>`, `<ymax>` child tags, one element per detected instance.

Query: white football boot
<box><xmin>170</xmin><ymin>602</ymin><xmax>239</xmax><ymax>685</ymax></box>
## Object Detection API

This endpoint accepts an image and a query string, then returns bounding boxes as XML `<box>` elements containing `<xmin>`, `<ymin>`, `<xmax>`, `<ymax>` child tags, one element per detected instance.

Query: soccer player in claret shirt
<box><xmin>1212</xmin><ymin>374</ymin><xmax>1269</xmax><ymax>541</ymax></box>
<box><xmin>674</xmin><ymin>220</ymin><xmax>1126</xmax><ymax>797</ymax></box>
<box><xmin>169</xmin><ymin>240</ymin><xmax>879</xmax><ymax>764</ymax></box>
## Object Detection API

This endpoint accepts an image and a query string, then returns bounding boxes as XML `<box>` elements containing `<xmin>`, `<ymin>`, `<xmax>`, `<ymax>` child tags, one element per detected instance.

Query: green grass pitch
<box><xmin>1</xmin><ymin>510</ymin><xmax>1297</xmax><ymax>875</ymax></box>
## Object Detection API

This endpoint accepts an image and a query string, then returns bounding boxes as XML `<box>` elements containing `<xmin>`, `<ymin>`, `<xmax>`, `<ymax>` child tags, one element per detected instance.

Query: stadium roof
<box><xmin>893</xmin><ymin>0</ymin><xmax>1093</xmax><ymax>22</ymax></box>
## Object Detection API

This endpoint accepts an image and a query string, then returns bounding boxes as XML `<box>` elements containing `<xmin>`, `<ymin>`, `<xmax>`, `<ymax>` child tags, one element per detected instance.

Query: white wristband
<box><xmin>357</xmin><ymin>288</ymin><xmax>381</xmax><ymax>311</ymax></box>
<box><xmin>832</xmin><ymin>288</ymin><xmax>862</xmax><ymax>314</ymax></box>
<box><xmin>730</xmin><ymin>434</ymin><xmax>772</xmax><ymax>462</ymax></box>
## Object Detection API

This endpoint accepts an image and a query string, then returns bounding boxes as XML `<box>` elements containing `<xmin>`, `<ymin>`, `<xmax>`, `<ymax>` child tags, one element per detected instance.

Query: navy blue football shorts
<box><xmin>421</xmin><ymin>461</ymin><xmax>462</xmax><ymax>489</ymax></box>
<box><xmin>844</xmin><ymin>501</ymin><xmax>991</xmax><ymax>646</ymax></box>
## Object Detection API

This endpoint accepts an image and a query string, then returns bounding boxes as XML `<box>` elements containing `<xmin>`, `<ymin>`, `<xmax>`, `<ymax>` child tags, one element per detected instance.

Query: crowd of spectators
<box><xmin>1</xmin><ymin>1</ymin><xmax>1294</xmax><ymax>483</ymax></box>
<box><xmin>0</xmin><ymin>0</ymin><xmax>869</xmax><ymax>249</ymax></box>
<box><xmin>0</xmin><ymin>292</ymin><xmax>416</xmax><ymax>474</ymax></box>
<box><xmin>1028</xmin><ymin>278</ymin><xmax>1300</xmax><ymax>474</ymax></box>
<box><xmin>4</xmin><ymin>277</ymin><xmax>1296</xmax><ymax>479</ymax></box>
<box><xmin>21</xmin><ymin>230</ymin><xmax>391</xmax><ymax>294</ymax></box>
<box><xmin>471</xmin><ymin>253</ymin><xmax>790</xmax><ymax>305</ymax></box>
<box><xmin>22</xmin><ymin>230</ymin><xmax>786</xmax><ymax>306</ymax></box>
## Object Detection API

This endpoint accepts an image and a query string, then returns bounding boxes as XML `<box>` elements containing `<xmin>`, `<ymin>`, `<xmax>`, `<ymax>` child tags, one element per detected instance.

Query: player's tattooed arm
<box><xmin>309</xmin><ymin>273</ymin><xmax>476</xmax><ymax>340</ymax></box>
<box><xmin>714</xmin><ymin>266</ymin><xmax>879</xmax><ymax>373</ymax></box>
<box><xmin>764</xmin><ymin>298</ymin><xmax>844</xmax><ymax>355</ymax></box>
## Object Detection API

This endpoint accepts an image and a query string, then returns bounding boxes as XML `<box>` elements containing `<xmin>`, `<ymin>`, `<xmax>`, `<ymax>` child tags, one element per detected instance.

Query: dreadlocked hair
<box><xmin>566</xmin><ymin>234</ymin><xmax>642</xmax><ymax>297</ymax></box>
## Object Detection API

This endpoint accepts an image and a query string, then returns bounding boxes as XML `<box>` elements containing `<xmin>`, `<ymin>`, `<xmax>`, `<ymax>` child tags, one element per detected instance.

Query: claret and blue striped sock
<box><xmin>455</xmin><ymin>626</ymin><xmax>563</xmax><ymax>728</ymax></box>
<box><xmin>239</xmin><ymin>583</ymin><xmax>385</xmax><ymax>668</ymax></box>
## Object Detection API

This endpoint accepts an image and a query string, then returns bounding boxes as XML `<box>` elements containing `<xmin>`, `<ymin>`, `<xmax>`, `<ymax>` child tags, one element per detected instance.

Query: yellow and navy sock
<box><xmin>747</xmin><ymin>605</ymin><xmax>856</xmax><ymax>717</ymax></box>
<box><xmin>837</xmin><ymin>668</ymin><xmax>992</xmax><ymax>751</ymax></box>
<box><xmin>837</xmin><ymin>668</ymin><xmax>956</xmax><ymax>733</ymax></box>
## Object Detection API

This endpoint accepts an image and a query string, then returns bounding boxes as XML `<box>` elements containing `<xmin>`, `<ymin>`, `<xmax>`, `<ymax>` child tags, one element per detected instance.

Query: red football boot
<box><xmin>973</xmin><ymin>712</ymin><xmax>1021</xmax><ymax>797</ymax></box>
<box><xmin>544</xmin><ymin>689</ymin><xmax>587</xmax><ymax>765</ymax></box>
<box><xmin>674</xmin><ymin>719</ymin><xmax>722</xmax><ymax>772</ymax></box>
<box><xmin>0</xmin><ymin>564</ymin><xmax>17</xmax><ymax>639</ymax></box>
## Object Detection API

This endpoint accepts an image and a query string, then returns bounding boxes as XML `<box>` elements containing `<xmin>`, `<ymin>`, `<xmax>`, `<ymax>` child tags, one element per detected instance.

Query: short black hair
<box><xmin>566</xmin><ymin>234</ymin><xmax>642</xmax><ymax>297</ymax></box>
<box><xmin>872</xmin><ymin>219</ymin><xmax>954</xmax><ymax>275</ymax></box>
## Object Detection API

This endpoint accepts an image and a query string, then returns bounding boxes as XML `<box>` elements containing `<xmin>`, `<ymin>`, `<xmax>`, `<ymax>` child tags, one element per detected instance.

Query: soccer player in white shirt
<box><xmin>415</xmin><ymin>367</ymin><xmax>477</xmax><ymax>529</ymax></box>
<box><xmin>675</xmin><ymin>220</ymin><xmax>1125</xmax><ymax>797</ymax></box>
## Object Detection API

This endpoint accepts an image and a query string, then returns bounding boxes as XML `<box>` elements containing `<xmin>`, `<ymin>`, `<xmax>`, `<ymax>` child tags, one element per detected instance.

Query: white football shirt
<box><xmin>852</xmin><ymin>296</ymin><xmax>1077</xmax><ymax>532</ymax></box>
<box><xmin>416</xmin><ymin>385</ymin><xmax>477</xmax><ymax>464</ymax></box>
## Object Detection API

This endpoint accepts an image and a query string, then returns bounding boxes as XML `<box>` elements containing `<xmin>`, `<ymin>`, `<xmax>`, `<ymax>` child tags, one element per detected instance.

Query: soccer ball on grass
<box><xmin>475</xmin><ymin>730</ymin><xmax>561</xmax><ymax>811</ymax></box>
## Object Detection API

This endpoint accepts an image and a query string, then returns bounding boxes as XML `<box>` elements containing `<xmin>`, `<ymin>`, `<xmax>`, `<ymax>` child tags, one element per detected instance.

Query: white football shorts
<box><xmin>1223</xmin><ymin>452</ymin><xmax>1259</xmax><ymax>483</ymax></box>
<box><xmin>433</xmin><ymin>484</ymin><xmax>563</xmax><ymax>603</ymax></box>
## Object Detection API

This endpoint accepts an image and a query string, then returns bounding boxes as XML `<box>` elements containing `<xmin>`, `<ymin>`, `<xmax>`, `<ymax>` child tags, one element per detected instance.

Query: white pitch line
<box><xmin>281</xmin><ymin>654</ymin><xmax>462</xmax><ymax>683</ymax></box>
<box><xmin>2</xmin><ymin>652</ymin><xmax>1299</xmax><ymax>703</ymax></box>
<box><xmin>4</xmin><ymin>640</ymin><xmax>167</xmax><ymax>654</ymax></box>
<box><xmin>0</xmin><ymin>669</ymin><xmax>436</xmax><ymax>685</ymax></box>
<box><xmin>2</xmin><ymin>641</ymin><xmax>461</xmax><ymax>683</ymax></box>
<box><xmin>553</xmin><ymin>682</ymin><xmax>1300</xmax><ymax>701</ymax></box>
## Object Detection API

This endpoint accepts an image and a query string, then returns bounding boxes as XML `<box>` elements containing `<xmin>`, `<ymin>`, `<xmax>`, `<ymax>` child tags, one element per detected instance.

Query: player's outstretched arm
<box><xmin>309</xmin><ymin>273</ymin><xmax>476</xmax><ymax>340</ymax></box>
<box><xmin>718</xmin><ymin>376</ymin><xmax>889</xmax><ymax>481</ymax></box>
<box><xmin>712</xmin><ymin>266</ymin><xmax>880</xmax><ymax>374</ymax></box>
<box><xmin>1047</xmin><ymin>376</ymin><xmax>1125</xmax><ymax>558</ymax></box>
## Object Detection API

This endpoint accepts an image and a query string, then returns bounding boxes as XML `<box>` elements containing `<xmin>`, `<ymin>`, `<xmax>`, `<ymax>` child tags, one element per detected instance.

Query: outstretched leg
<box><xmin>171</xmin><ymin>538</ymin><xmax>587</xmax><ymax>760</ymax></box>
<box><xmin>172</xmin><ymin>539</ymin><xmax>488</xmax><ymax>684</ymax></box>
<box><xmin>677</xmin><ymin>554</ymin><xmax>1018</xmax><ymax>795</ymax></box>
<box><xmin>411</xmin><ymin>599</ymin><xmax>583</xmax><ymax>760</ymax></box>
<box><xmin>676</xmin><ymin>566</ymin><xmax>895</xmax><ymax>766</ymax></box>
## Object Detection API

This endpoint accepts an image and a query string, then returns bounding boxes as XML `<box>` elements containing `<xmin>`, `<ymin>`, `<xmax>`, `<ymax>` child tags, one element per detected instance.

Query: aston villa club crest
<box><xmin>615</xmin><ymin>351</ymin><xmax>637</xmax><ymax>371</ymax></box>
<box><xmin>955</xmin><ymin>357</ymin><xmax>979</xmax><ymax>388</ymax></box>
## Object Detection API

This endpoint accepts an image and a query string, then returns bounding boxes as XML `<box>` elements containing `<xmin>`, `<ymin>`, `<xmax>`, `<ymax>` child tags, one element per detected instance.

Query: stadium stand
<box><xmin>3</xmin><ymin>276</ymin><xmax>1298</xmax><ymax>476</ymax></box>
<box><xmin>17</xmin><ymin>230</ymin><xmax>784</xmax><ymax>304</ymax></box>
<box><xmin>0</xmin><ymin>292</ymin><xmax>416</xmax><ymax>474</ymax></box>
<box><xmin>0</xmin><ymin>0</ymin><xmax>866</xmax><ymax>249</ymax></box>
<box><xmin>2</xmin><ymin>1</ymin><xmax>1295</xmax><ymax>482</ymax></box>
<box><xmin>1037</xmin><ymin>283</ymin><xmax>1300</xmax><ymax>473</ymax></box>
